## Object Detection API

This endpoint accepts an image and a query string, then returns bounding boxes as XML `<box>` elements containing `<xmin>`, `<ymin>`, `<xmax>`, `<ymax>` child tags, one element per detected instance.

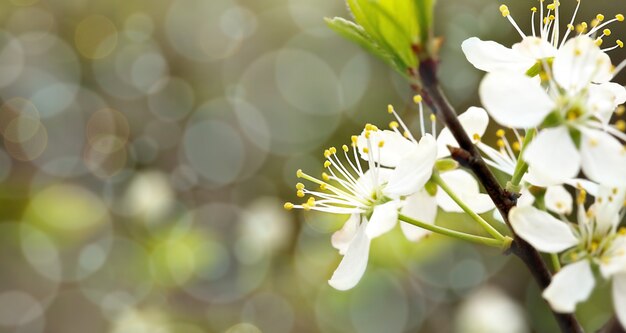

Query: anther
<box><xmin>617</xmin><ymin>14</ymin><xmax>625</xmax><ymax>22</ymax></box>
<box><xmin>413</xmin><ymin>95</ymin><xmax>423</xmax><ymax>104</ymax></box>
<box><xmin>389</xmin><ymin>121</ymin><xmax>399</xmax><ymax>129</ymax></box>
<box><xmin>531</xmin><ymin>7</ymin><xmax>537</xmax><ymax>12</ymax></box>
<box><xmin>363</xmin><ymin>147</ymin><xmax>369</xmax><ymax>153</ymax></box>
<box><xmin>617</xmin><ymin>40</ymin><xmax>624</xmax><ymax>48</ymax></box>
<box><xmin>324</xmin><ymin>160</ymin><xmax>331</xmax><ymax>168</ymax></box>
<box><xmin>497</xmin><ymin>139</ymin><xmax>505</xmax><ymax>148</ymax></box>
<box><xmin>322</xmin><ymin>172</ymin><xmax>330</xmax><ymax>181</ymax></box>
<box><xmin>296</xmin><ymin>169</ymin><xmax>303</xmax><ymax>178</ymax></box>
<box><xmin>499</xmin><ymin>4</ymin><xmax>510</xmax><ymax>17</ymax></box>
<box><xmin>296</xmin><ymin>182</ymin><xmax>305</xmax><ymax>190</ymax></box>
<box><xmin>616</xmin><ymin>120</ymin><xmax>626</xmax><ymax>131</ymax></box>
<box><xmin>473</xmin><ymin>133</ymin><xmax>481</xmax><ymax>141</ymax></box>
<box><xmin>297</xmin><ymin>190</ymin><xmax>305</xmax><ymax>198</ymax></box>
<box><xmin>603</xmin><ymin>28</ymin><xmax>612</xmax><ymax>36</ymax></box>
<box><xmin>617</xmin><ymin>105</ymin><xmax>625</xmax><ymax>116</ymax></box>
<box><xmin>329</xmin><ymin>147</ymin><xmax>337</xmax><ymax>154</ymax></box>
<box><xmin>387</xmin><ymin>104</ymin><xmax>394</xmax><ymax>114</ymax></box>
<box><xmin>284</xmin><ymin>202</ymin><xmax>294</xmax><ymax>210</ymax></box>
<box><xmin>512</xmin><ymin>142</ymin><xmax>521</xmax><ymax>151</ymax></box>
<box><xmin>496</xmin><ymin>129</ymin><xmax>506</xmax><ymax>137</ymax></box>
<box><xmin>378</xmin><ymin>140</ymin><xmax>385</xmax><ymax>148</ymax></box>
<box><xmin>595</xmin><ymin>38</ymin><xmax>603</xmax><ymax>46</ymax></box>
<box><xmin>597</xmin><ymin>14</ymin><xmax>605</xmax><ymax>22</ymax></box>
<box><xmin>342</xmin><ymin>145</ymin><xmax>349</xmax><ymax>152</ymax></box>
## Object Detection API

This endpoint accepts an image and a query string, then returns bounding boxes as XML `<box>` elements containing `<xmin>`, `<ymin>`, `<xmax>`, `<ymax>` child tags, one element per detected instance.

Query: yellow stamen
<box><xmin>499</xmin><ymin>4</ymin><xmax>510</xmax><ymax>17</ymax></box>
<box><xmin>413</xmin><ymin>95</ymin><xmax>423</xmax><ymax>104</ymax></box>
<box><xmin>296</xmin><ymin>182</ymin><xmax>305</xmax><ymax>190</ymax></box>
<box><xmin>577</xmin><ymin>189</ymin><xmax>587</xmax><ymax>204</ymax></box>
<box><xmin>616</xmin><ymin>120</ymin><xmax>626</xmax><ymax>131</ymax></box>
<box><xmin>617</xmin><ymin>105</ymin><xmax>625</xmax><ymax>116</ymax></box>
<box><xmin>617</xmin><ymin>40</ymin><xmax>624</xmax><ymax>48</ymax></box>
<box><xmin>387</xmin><ymin>104</ymin><xmax>394</xmax><ymax>114</ymax></box>
<box><xmin>617</xmin><ymin>14</ymin><xmax>625</xmax><ymax>22</ymax></box>
<box><xmin>296</xmin><ymin>190</ymin><xmax>305</xmax><ymax>198</ymax></box>
<box><xmin>496</xmin><ymin>129</ymin><xmax>506</xmax><ymax>137</ymax></box>
<box><xmin>378</xmin><ymin>140</ymin><xmax>385</xmax><ymax>148</ymax></box>
<box><xmin>389</xmin><ymin>121</ymin><xmax>399</xmax><ymax>129</ymax></box>
<box><xmin>473</xmin><ymin>133</ymin><xmax>481</xmax><ymax>141</ymax></box>
<box><xmin>512</xmin><ymin>142</ymin><xmax>521</xmax><ymax>151</ymax></box>
<box><xmin>603</xmin><ymin>28</ymin><xmax>611</xmax><ymax>36</ymax></box>
<box><xmin>324</xmin><ymin>160</ymin><xmax>331</xmax><ymax>168</ymax></box>
<box><xmin>322</xmin><ymin>172</ymin><xmax>330</xmax><ymax>181</ymax></box>
<box><xmin>597</xmin><ymin>14</ymin><xmax>605</xmax><ymax>22</ymax></box>
<box><xmin>284</xmin><ymin>202</ymin><xmax>294</xmax><ymax>210</ymax></box>
<box><xmin>296</xmin><ymin>169</ymin><xmax>303</xmax><ymax>178</ymax></box>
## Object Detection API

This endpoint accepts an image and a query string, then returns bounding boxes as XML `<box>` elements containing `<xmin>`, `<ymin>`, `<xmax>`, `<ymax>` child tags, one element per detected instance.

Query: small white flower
<box><xmin>285</xmin><ymin>124</ymin><xmax>437</xmax><ymax>290</ymax></box>
<box><xmin>509</xmin><ymin>186</ymin><xmax>626</xmax><ymax>320</ymax></box>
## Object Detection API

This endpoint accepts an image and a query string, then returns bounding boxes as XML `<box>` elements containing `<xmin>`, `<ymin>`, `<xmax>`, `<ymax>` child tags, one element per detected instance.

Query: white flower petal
<box><xmin>594</xmin><ymin>186</ymin><xmax>626</xmax><ymax>235</ymax></box>
<box><xmin>509</xmin><ymin>205</ymin><xmax>579</xmax><ymax>253</ymax></box>
<box><xmin>580</xmin><ymin>128</ymin><xmax>626</xmax><ymax>187</ymax></box>
<box><xmin>587</xmin><ymin>83</ymin><xmax>626</xmax><ymax>125</ymax></box>
<box><xmin>517</xmin><ymin>186</ymin><xmax>536</xmax><ymax>207</ymax></box>
<box><xmin>384</xmin><ymin>134</ymin><xmax>437</xmax><ymax>196</ymax></box>
<box><xmin>328</xmin><ymin>217</ymin><xmax>370</xmax><ymax>290</ymax></box>
<box><xmin>365</xmin><ymin>200</ymin><xmax>399</xmax><ymax>239</ymax></box>
<box><xmin>523</xmin><ymin>126</ymin><xmax>581</xmax><ymax>186</ymax></box>
<box><xmin>461</xmin><ymin>37</ymin><xmax>535</xmax><ymax>73</ymax></box>
<box><xmin>436</xmin><ymin>169</ymin><xmax>494</xmax><ymax>213</ymax></box>
<box><xmin>512</xmin><ymin>36</ymin><xmax>557</xmax><ymax>59</ymax></box>
<box><xmin>480</xmin><ymin>72</ymin><xmax>554</xmax><ymax>128</ymax></box>
<box><xmin>437</xmin><ymin>107</ymin><xmax>489</xmax><ymax>158</ymax></box>
<box><xmin>400</xmin><ymin>190</ymin><xmax>438</xmax><ymax>241</ymax></box>
<box><xmin>542</xmin><ymin>260</ymin><xmax>595</xmax><ymax>313</ymax></box>
<box><xmin>553</xmin><ymin>35</ymin><xmax>612</xmax><ymax>93</ymax></box>
<box><xmin>331</xmin><ymin>214</ymin><xmax>360</xmax><ymax>255</ymax></box>
<box><xmin>544</xmin><ymin>185</ymin><xmax>573</xmax><ymax>215</ymax></box>
<box><xmin>613</xmin><ymin>274</ymin><xmax>626</xmax><ymax>328</ymax></box>
<box><xmin>357</xmin><ymin>129</ymin><xmax>415</xmax><ymax>167</ymax></box>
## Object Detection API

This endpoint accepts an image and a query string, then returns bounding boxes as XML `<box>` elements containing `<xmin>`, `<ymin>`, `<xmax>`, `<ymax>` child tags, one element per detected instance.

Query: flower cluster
<box><xmin>462</xmin><ymin>0</ymin><xmax>626</xmax><ymax>325</ymax></box>
<box><xmin>285</xmin><ymin>102</ymin><xmax>501</xmax><ymax>290</ymax></box>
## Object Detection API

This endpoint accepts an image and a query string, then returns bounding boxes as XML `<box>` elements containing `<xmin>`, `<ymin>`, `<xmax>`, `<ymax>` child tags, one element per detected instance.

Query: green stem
<box><xmin>550</xmin><ymin>253</ymin><xmax>561</xmax><ymax>272</ymax></box>
<box><xmin>510</xmin><ymin>128</ymin><xmax>536</xmax><ymax>188</ymax></box>
<box><xmin>431</xmin><ymin>172</ymin><xmax>506</xmax><ymax>241</ymax></box>
<box><xmin>398</xmin><ymin>214</ymin><xmax>510</xmax><ymax>249</ymax></box>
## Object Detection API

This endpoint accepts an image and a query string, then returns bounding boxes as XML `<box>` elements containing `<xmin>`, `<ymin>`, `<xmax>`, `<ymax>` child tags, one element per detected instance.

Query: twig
<box><xmin>416</xmin><ymin>58</ymin><xmax>584</xmax><ymax>333</ymax></box>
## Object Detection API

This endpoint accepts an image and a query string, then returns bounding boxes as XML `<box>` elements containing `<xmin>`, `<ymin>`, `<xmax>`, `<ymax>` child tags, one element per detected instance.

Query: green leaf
<box><xmin>325</xmin><ymin>17</ymin><xmax>407</xmax><ymax>75</ymax></box>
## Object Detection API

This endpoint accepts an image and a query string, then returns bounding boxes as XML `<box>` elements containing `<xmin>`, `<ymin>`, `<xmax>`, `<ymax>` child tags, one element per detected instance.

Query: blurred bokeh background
<box><xmin>0</xmin><ymin>0</ymin><xmax>623</xmax><ymax>332</ymax></box>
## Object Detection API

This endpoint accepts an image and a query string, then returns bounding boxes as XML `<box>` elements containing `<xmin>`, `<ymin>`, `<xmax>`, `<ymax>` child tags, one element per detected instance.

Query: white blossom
<box><xmin>285</xmin><ymin>124</ymin><xmax>437</xmax><ymax>290</ymax></box>
<box><xmin>509</xmin><ymin>186</ymin><xmax>626</xmax><ymax>320</ymax></box>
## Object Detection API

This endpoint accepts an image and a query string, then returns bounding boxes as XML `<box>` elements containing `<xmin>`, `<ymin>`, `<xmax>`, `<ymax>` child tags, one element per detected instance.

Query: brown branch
<box><xmin>417</xmin><ymin>58</ymin><xmax>584</xmax><ymax>333</ymax></box>
<box><xmin>597</xmin><ymin>317</ymin><xmax>625</xmax><ymax>333</ymax></box>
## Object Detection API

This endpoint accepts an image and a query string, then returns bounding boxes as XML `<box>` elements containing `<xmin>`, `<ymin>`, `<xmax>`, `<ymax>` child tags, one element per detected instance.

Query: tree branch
<box><xmin>416</xmin><ymin>58</ymin><xmax>584</xmax><ymax>333</ymax></box>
